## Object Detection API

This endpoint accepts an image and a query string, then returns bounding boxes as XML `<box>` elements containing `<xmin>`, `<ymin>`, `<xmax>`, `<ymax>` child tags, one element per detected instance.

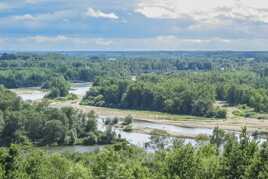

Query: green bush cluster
<box><xmin>0</xmin><ymin>86</ymin><xmax>117</xmax><ymax>146</ymax></box>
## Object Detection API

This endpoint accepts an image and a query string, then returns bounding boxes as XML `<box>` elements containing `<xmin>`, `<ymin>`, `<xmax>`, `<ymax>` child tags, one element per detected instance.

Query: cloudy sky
<box><xmin>0</xmin><ymin>0</ymin><xmax>268</xmax><ymax>51</ymax></box>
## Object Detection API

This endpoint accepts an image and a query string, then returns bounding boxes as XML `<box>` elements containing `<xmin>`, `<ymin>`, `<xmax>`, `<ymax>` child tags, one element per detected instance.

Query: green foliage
<box><xmin>0</xmin><ymin>145</ymin><xmax>93</xmax><ymax>179</ymax></box>
<box><xmin>210</xmin><ymin>127</ymin><xmax>226</xmax><ymax>151</ymax></box>
<box><xmin>195</xmin><ymin>134</ymin><xmax>209</xmax><ymax>141</ymax></box>
<box><xmin>225</xmin><ymin>84</ymin><xmax>268</xmax><ymax>112</ymax></box>
<box><xmin>83</xmin><ymin>75</ymin><xmax>225</xmax><ymax>118</ymax></box>
<box><xmin>123</xmin><ymin>125</ymin><xmax>133</xmax><ymax>132</ymax></box>
<box><xmin>122</xmin><ymin>115</ymin><xmax>133</xmax><ymax>125</ymax></box>
<box><xmin>44</xmin><ymin>76</ymin><xmax>71</xmax><ymax>99</ymax></box>
<box><xmin>2</xmin><ymin>52</ymin><xmax>268</xmax><ymax>178</ymax></box>
<box><xmin>104</xmin><ymin>117</ymin><xmax>119</xmax><ymax>125</ymax></box>
<box><xmin>220</xmin><ymin>128</ymin><xmax>258</xmax><ymax>179</ymax></box>
<box><xmin>0</xmin><ymin>86</ymin><xmax>21</xmax><ymax>111</ymax></box>
<box><xmin>164</xmin><ymin>144</ymin><xmax>199</xmax><ymax>178</ymax></box>
<box><xmin>0</xmin><ymin>128</ymin><xmax>266</xmax><ymax>179</ymax></box>
<box><xmin>0</xmin><ymin>87</ymin><xmax>117</xmax><ymax>146</ymax></box>
<box><xmin>0</xmin><ymin>52</ymin><xmax>216</xmax><ymax>88</ymax></box>
<box><xmin>3</xmin><ymin>52</ymin><xmax>268</xmax><ymax>115</ymax></box>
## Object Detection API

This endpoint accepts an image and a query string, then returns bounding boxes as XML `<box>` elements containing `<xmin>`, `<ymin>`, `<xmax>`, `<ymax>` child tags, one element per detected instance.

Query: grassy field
<box><xmin>53</xmin><ymin>99</ymin><xmax>210</xmax><ymax>121</ymax></box>
<box><xmin>86</xmin><ymin>106</ymin><xmax>209</xmax><ymax>121</ymax></box>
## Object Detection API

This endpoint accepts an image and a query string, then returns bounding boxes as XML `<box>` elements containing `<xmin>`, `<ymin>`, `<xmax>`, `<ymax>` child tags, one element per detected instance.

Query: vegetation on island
<box><xmin>43</xmin><ymin>76</ymin><xmax>71</xmax><ymax>99</ymax></box>
<box><xmin>82</xmin><ymin>75</ymin><xmax>226</xmax><ymax>118</ymax></box>
<box><xmin>83</xmin><ymin>68</ymin><xmax>268</xmax><ymax>118</ymax></box>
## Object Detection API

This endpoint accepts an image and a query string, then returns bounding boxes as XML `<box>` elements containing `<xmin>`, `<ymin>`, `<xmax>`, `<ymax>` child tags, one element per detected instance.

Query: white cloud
<box><xmin>135</xmin><ymin>0</ymin><xmax>268</xmax><ymax>24</ymax></box>
<box><xmin>14</xmin><ymin>14</ymin><xmax>37</xmax><ymax>21</ymax></box>
<box><xmin>1</xmin><ymin>10</ymin><xmax>77</xmax><ymax>27</ymax></box>
<box><xmin>86</xmin><ymin>8</ymin><xmax>119</xmax><ymax>19</ymax></box>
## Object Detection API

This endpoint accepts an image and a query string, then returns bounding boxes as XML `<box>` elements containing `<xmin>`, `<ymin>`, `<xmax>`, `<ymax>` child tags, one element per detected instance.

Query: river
<box><xmin>10</xmin><ymin>83</ymin><xmax>266</xmax><ymax>153</ymax></box>
<box><xmin>10</xmin><ymin>82</ymin><xmax>92</xmax><ymax>101</ymax></box>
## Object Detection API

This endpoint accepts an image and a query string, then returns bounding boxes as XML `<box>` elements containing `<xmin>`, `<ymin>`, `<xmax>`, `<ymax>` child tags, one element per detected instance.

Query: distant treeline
<box><xmin>1</xmin><ymin>52</ymin><xmax>268</xmax><ymax>88</ymax></box>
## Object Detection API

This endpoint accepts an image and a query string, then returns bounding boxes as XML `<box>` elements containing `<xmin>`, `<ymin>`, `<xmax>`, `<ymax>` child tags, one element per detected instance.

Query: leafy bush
<box><xmin>122</xmin><ymin>115</ymin><xmax>133</xmax><ymax>125</ymax></box>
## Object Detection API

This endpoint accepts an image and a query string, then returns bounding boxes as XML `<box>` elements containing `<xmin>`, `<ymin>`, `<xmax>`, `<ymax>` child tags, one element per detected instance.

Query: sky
<box><xmin>0</xmin><ymin>0</ymin><xmax>268</xmax><ymax>51</ymax></box>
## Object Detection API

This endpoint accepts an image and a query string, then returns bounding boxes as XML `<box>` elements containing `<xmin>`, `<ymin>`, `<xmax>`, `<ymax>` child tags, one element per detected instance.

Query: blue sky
<box><xmin>0</xmin><ymin>0</ymin><xmax>268</xmax><ymax>51</ymax></box>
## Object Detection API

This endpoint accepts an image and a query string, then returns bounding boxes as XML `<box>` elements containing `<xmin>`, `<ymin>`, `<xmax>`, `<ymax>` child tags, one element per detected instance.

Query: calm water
<box><xmin>11</xmin><ymin>82</ymin><xmax>92</xmax><ymax>101</ymax></box>
<box><xmin>69</xmin><ymin>82</ymin><xmax>92</xmax><ymax>97</ymax></box>
<box><xmin>10</xmin><ymin>87</ymin><xmax>47</xmax><ymax>101</ymax></box>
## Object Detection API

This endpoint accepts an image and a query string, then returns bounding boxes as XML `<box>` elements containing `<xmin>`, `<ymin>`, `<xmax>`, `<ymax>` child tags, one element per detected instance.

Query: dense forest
<box><xmin>0</xmin><ymin>86</ymin><xmax>118</xmax><ymax>146</ymax></box>
<box><xmin>0</xmin><ymin>52</ymin><xmax>268</xmax><ymax>118</ymax></box>
<box><xmin>82</xmin><ymin>75</ymin><xmax>225</xmax><ymax>118</ymax></box>
<box><xmin>0</xmin><ymin>127</ymin><xmax>268</xmax><ymax>179</ymax></box>
<box><xmin>2</xmin><ymin>51</ymin><xmax>268</xmax><ymax>115</ymax></box>
<box><xmin>82</xmin><ymin>70</ymin><xmax>268</xmax><ymax>117</ymax></box>
<box><xmin>1</xmin><ymin>51</ymin><xmax>268</xmax><ymax>88</ymax></box>
<box><xmin>3</xmin><ymin>52</ymin><xmax>268</xmax><ymax>117</ymax></box>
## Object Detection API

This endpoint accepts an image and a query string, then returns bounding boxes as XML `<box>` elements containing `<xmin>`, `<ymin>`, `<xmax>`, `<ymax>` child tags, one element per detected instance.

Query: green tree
<box><xmin>42</xmin><ymin>120</ymin><xmax>66</xmax><ymax>145</ymax></box>
<box><xmin>45</xmin><ymin>76</ymin><xmax>70</xmax><ymax>98</ymax></box>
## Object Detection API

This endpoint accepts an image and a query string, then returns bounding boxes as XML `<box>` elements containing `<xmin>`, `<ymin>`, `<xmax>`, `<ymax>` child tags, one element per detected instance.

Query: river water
<box><xmin>134</xmin><ymin>120</ymin><xmax>213</xmax><ymax>137</ymax></box>
<box><xmin>10</xmin><ymin>87</ymin><xmax>48</xmax><ymax>101</ymax></box>
<box><xmin>69</xmin><ymin>82</ymin><xmax>92</xmax><ymax>97</ymax></box>
<box><xmin>10</xmin><ymin>83</ymin><xmax>266</xmax><ymax>153</ymax></box>
<box><xmin>97</xmin><ymin>117</ymin><xmax>200</xmax><ymax>150</ymax></box>
<box><xmin>10</xmin><ymin>82</ymin><xmax>92</xmax><ymax>101</ymax></box>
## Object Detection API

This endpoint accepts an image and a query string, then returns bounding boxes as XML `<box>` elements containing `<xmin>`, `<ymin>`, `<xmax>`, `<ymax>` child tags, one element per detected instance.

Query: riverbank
<box><xmin>51</xmin><ymin>100</ymin><xmax>268</xmax><ymax>134</ymax></box>
<box><xmin>11</xmin><ymin>83</ymin><xmax>268</xmax><ymax>138</ymax></box>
